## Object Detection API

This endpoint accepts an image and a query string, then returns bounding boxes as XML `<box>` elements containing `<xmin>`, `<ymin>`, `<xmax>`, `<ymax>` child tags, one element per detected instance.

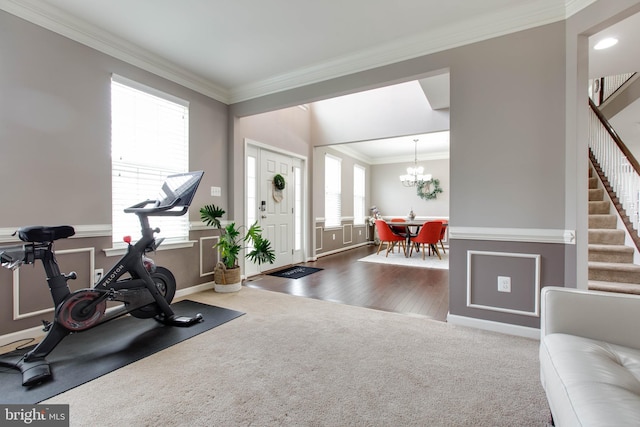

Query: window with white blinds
<box><xmin>324</xmin><ymin>154</ymin><xmax>342</xmax><ymax>228</ymax></box>
<box><xmin>111</xmin><ymin>75</ymin><xmax>189</xmax><ymax>244</ymax></box>
<box><xmin>353</xmin><ymin>165</ymin><xmax>365</xmax><ymax>225</ymax></box>
<box><xmin>294</xmin><ymin>165</ymin><xmax>302</xmax><ymax>250</ymax></box>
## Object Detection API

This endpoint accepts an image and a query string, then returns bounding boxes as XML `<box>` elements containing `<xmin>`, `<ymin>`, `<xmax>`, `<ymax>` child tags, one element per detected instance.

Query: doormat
<box><xmin>0</xmin><ymin>300</ymin><xmax>244</xmax><ymax>404</ymax></box>
<box><xmin>267</xmin><ymin>266</ymin><xmax>323</xmax><ymax>279</ymax></box>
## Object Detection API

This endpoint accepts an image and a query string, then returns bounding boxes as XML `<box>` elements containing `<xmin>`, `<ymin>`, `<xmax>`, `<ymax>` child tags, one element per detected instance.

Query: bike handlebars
<box><xmin>123</xmin><ymin>198</ymin><xmax>189</xmax><ymax>216</ymax></box>
<box><xmin>0</xmin><ymin>244</ymin><xmax>29</xmax><ymax>270</ymax></box>
<box><xmin>124</xmin><ymin>170</ymin><xmax>203</xmax><ymax>217</ymax></box>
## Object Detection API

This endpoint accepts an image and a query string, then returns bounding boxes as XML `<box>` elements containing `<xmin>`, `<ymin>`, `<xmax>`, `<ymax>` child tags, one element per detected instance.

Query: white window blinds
<box><xmin>353</xmin><ymin>165</ymin><xmax>365</xmax><ymax>225</ymax></box>
<box><xmin>110</xmin><ymin>75</ymin><xmax>189</xmax><ymax>244</ymax></box>
<box><xmin>324</xmin><ymin>154</ymin><xmax>342</xmax><ymax>228</ymax></box>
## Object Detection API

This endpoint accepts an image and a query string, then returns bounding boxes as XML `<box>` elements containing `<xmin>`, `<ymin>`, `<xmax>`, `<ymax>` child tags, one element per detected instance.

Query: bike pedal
<box><xmin>41</xmin><ymin>320</ymin><xmax>52</xmax><ymax>332</ymax></box>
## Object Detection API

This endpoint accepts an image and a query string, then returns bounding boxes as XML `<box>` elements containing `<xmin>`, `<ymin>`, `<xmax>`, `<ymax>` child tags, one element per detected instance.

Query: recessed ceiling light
<box><xmin>594</xmin><ymin>38</ymin><xmax>618</xmax><ymax>50</ymax></box>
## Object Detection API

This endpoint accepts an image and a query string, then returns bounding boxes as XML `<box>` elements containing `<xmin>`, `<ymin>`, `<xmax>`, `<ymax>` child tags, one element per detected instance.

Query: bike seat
<box><xmin>17</xmin><ymin>225</ymin><xmax>75</xmax><ymax>243</ymax></box>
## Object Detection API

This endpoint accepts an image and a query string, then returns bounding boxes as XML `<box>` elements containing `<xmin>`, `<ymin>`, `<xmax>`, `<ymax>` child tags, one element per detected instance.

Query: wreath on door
<box><xmin>417</xmin><ymin>178</ymin><xmax>443</xmax><ymax>200</ymax></box>
<box><xmin>273</xmin><ymin>174</ymin><xmax>285</xmax><ymax>202</ymax></box>
<box><xmin>273</xmin><ymin>174</ymin><xmax>286</xmax><ymax>190</ymax></box>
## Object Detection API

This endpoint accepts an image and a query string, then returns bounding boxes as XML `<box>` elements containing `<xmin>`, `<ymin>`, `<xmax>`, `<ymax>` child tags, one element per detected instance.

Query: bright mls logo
<box><xmin>1</xmin><ymin>405</ymin><xmax>69</xmax><ymax>426</ymax></box>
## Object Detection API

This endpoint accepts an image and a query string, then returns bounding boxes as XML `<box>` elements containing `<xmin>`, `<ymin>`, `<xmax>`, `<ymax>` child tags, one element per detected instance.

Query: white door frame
<box><xmin>244</xmin><ymin>138</ymin><xmax>308</xmax><ymax>275</ymax></box>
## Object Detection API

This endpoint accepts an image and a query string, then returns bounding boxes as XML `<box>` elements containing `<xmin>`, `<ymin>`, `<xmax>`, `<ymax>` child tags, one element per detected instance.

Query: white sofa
<box><xmin>540</xmin><ymin>286</ymin><xmax>640</xmax><ymax>426</ymax></box>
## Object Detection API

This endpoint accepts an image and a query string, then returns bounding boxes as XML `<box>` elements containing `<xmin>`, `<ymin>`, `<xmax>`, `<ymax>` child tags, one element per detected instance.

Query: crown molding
<box><xmin>565</xmin><ymin>0</ymin><xmax>598</xmax><ymax>18</ymax></box>
<box><xmin>228</xmin><ymin>0</ymin><xmax>572</xmax><ymax>103</ymax></box>
<box><xmin>329</xmin><ymin>144</ymin><xmax>449</xmax><ymax>166</ymax></box>
<box><xmin>375</xmin><ymin>152</ymin><xmax>451</xmax><ymax>165</ymax></box>
<box><xmin>0</xmin><ymin>0</ymin><xmax>230</xmax><ymax>103</ymax></box>
<box><xmin>2</xmin><ymin>0</ymin><xmax>593</xmax><ymax>104</ymax></box>
<box><xmin>329</xmin><ymin>145</ymin><xmax>374</xmax><ymax>165</ymax></box>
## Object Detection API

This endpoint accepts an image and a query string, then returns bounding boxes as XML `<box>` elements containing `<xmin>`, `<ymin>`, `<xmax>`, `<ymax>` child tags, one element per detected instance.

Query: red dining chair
<box><xmin>438</xmin><ymin>222</ymin><xmax>448</xmax><ymax>254</ymax></box>
<box><xmin>389</xmin><ymin>218</ymin><xmax>407</xmax><ymax>253</ymax></box>
<box><xmin>410</xmin><ymin>221</ymin><xmax>444</xmax><ymax>260</ymax></box>
<box><xmin>375</xmin><ymin>220</ymin><xmax>406</xmax><ymax>257</ymax></box>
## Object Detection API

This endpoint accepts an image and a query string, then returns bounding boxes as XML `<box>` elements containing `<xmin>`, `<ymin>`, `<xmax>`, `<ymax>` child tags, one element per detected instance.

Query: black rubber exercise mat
<box><xmin>0</xmin><ymin>300</ymin><xmax>244</xmax><ymax>404</ymax></box>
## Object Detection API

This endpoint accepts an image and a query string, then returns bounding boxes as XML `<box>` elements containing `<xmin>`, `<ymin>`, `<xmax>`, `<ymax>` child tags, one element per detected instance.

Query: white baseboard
<box><xmin>0</xmin><ymin>281</ymin><xmax>217</xmax><ymax>348</ymax></box>
<box><xmin>316</xmin><ymin>241</ymin><xmax>369</xmax><ymax>258</ymax></box>
<box><xmin>0</xmin><ymin>325</ymin><xmax>45</xmax><ymax>348</ymax></box>
<box><xmin>175</xmin><ymin>281</ymin><xmax>215</xmax><ymax>298</ymax></box>
<box><xmin>446</xmin><ymin>314</ymin><xmax>540</xmax><ymax>340</ymax></box>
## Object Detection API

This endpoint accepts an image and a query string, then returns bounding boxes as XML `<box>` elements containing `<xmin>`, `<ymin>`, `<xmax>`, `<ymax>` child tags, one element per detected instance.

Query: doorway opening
<box><xmin>245</xmin><ymin>140</ymin><xmax>306</xmax><ymax>277</ymax></box>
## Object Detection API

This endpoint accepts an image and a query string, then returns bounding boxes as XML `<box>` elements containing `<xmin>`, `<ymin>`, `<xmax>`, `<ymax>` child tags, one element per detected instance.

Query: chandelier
<box><xmin>399</xmin><ymin>139</ymin><xmax>431</xmax><ymax>187</ymax></box>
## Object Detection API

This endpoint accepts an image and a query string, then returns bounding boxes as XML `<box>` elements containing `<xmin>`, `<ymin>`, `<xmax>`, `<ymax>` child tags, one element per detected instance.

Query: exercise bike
<box><xmin>0</xmin><ymin>170</ymin><xmax>205</xmax><ymax>387</ymax></box>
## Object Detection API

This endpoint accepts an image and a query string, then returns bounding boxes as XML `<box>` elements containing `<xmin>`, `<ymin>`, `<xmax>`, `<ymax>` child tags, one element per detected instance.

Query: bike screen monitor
<box><xmin>156</xmin><ymin>170</ymin><xmax>204</xmax><ymax>209</ymax></box>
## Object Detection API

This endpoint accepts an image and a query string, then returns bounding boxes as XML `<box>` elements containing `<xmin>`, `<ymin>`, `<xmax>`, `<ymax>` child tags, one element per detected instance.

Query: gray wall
<box><xmin>0</xmin><ymin>11</ymin><xmax>228</xmax><ymax>335</ymax></box>
<box><xmin>230</xmin><ymin>2</ymin><xmax>640</xmax><ymax>329</ymax></box>
<box><xmin>0</xmin><ymin>11</ymin><xmax>228</xmax><ymax>227</ymax></box>
<box><xmin>371</xmin><ymin>159</ymin><xmax>449</xmax><ymax>220</ymax></box>
<box><xmin>232</xmin><ymin>21</ymin><xmax>570</xmax><ymax>329</ymax></box>
<box><xmin>313</xmin><ymin>146</ymin><xmax>371</xmax><ymax>255</ymax></box>
<box><xmin>4</xmin><ymin>1</ymin><xmax>640</xmax><ymax>335</ymax></box>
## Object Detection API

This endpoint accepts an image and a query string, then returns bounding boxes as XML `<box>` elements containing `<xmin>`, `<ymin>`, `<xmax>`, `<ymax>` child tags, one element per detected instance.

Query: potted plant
<box><xmin>200</xmin><ymin>204</ymin><xmax>275</xmax><ymax>292</ymax></box>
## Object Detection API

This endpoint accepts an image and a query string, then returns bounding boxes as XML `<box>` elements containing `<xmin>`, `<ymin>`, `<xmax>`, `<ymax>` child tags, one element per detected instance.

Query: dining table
<box><xmin>384</xmin><ymin>219</ymin><xmax>426</xmax><ymax>257</ymax></box>
<box><xmin>384</xmin><ymin>219</ymin><xmax>448</xmax><ymax>257</ymax></box>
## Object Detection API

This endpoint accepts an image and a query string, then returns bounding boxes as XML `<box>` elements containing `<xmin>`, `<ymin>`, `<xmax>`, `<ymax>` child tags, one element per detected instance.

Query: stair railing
<box><xmin>589</xmin><ymin>98</ymin><xmax>640</xmax><ymax>249</ymax></box>
<box><xmin>590</xmin><ymin>73</ymin><xmax>636</xmax><ymax>106</ymax></box>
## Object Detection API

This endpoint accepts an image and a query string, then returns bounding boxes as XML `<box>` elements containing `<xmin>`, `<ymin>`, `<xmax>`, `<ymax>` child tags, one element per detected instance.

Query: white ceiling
<box><xmin>591</xmin><ymin>11</ymin><xmax>640</xmax><ymax>159</ymax></box>
<box><xmin>331</xmin><ymin>130</ymin><xmax>450</xmax><ymax>165</ymax></box>
<box><xmin>331</xmin><ymin>8</ymin><xmax>640</xmax><ymax>163</ymax></box>
<box><xmin>4</xmin><ymin>0</ymin><xmax>639</xmax><ymax>163</ymax></box>
<box><xmin>588</xmin><ymin>10</ymin><xmax>640</xmax><ymax>79</ymax></box>
<box><xmin>2</xmin><ymin>0</ymin><xmax>596</xmax><ymax>103</ymax></box>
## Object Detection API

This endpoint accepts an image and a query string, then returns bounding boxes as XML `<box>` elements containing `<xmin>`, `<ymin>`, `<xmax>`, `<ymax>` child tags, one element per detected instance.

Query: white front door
<box><xmin>260</xmin><ymin>148</ymin><xmax>294</xmax><ymax>270</ymax></box>
<box><xmin>246</xmin><ymin>142</ymin><xmax>305</xmax><ymax>275</ymax></box>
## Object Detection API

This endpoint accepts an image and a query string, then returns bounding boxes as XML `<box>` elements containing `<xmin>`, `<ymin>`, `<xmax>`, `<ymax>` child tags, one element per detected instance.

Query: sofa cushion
<box><xmin>541</xmin><ymin>333</ymin><xmax>640</xmax><ymax>426</ymax></box>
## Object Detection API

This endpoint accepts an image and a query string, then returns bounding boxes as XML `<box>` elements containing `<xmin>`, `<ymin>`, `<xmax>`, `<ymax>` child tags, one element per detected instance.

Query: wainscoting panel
<box><xmin>315</xmin><ymin>227</ymin><xmax>323</xmax><ymax>251</ymax></box>
<box><xmin>466</xmin><ymin>250</ymin><xmax>540</xmax><ymax>317</ymax></box>
<box><xmin>13</xmin><ymin>247</ymin><xmax>95</xmax><ymax>320</ymax></box>
<box><xmin>199</xmin><ymin>236</ymin><xmax>219</xmax><ymax>277</ymax></box>
<box><xmin>449</xmin><ymin>239</ymin><xmax>566</xmax><ymax>329</ymax></box>
<box><xmin>342</xmin><ymin>224</ymin><xmax>353</xmax><ymax>245</ymax></box>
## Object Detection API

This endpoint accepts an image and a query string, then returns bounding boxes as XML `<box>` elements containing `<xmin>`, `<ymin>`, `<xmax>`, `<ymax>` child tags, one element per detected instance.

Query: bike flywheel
<box><xmin>58</xmin><ymin>290</ymin><xmax>107</xmax><ymax>331</ymax></box>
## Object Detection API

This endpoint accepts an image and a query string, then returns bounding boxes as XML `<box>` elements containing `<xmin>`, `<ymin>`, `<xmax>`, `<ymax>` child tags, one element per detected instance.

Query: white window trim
<box><xmin>104</xmin><ymin>240</ymin><xmax>196</xmax><ymax>257</ymax></box>
<box><xmin>353</xmin><ymin>164</ymin><xmax>366</xmax><ymax>226</ymax></box>
<box><xmin>110</xmin><ymin>74</ymin><xmax>190</xmax><ymax>244</ymax></box>
<box><xmin>112</xmin><ymin>74</ymin><xmax>188</xmax><ymax>107</ymax></box>
<box><xmin>324</xmin><ymin>153</ymin><xmax>342</xmax><ymax>228</ymax></box>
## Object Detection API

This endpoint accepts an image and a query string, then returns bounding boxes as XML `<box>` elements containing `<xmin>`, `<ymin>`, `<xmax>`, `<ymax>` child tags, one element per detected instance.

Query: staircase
<box><xmin>588</xmin><ymin>164</ymin><xmax>640</xmax><ymax>294</ymax></box>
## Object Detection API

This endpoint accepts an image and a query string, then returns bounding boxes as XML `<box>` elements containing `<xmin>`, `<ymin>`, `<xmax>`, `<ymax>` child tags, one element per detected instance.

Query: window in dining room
<box><xmin>353</xmin><ymin>164</ymin><xmax>365</xmax><ymax>225</ymax></box>
<box><xmin>325</xmin><ymin>154</ymin><xmax>342</xmax><ymax>228</ymax></box>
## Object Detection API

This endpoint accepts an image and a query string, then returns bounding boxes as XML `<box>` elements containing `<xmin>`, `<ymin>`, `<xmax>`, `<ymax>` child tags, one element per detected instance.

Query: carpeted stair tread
<box><xmin>589</xmin><ymin>244</ymin><xmax>634</xmax><ymax>252</ymax></box>
<box><xmin>589</xmin><ymin>214</ymin><xmax>617</xmax><ymax>229</ymax></box>
<box><xmin>589</xmin><ymin>188</ymin><xmax>604</xmax><ymax>200</ymax></box>
<box><xmin>588</xmin><ymin>261</ymin><xmax>640</xmax><ymax>271</ymax></box>
<box><xmin>588</xmin><ymin>163</ymin><xmax>640</xmax><ymax>289</ymax></box>
<box><xmin>589</xmin><ymin>229</ymin><xmax>625</xmax><ymax>245</ymax></box>
<box><xmin>588</xmin><ymin>261</ymin><xmax>640</xmax><ymax>284</ymax></box>
<box><xmin>589</xmin><ymin>244</ymin><xmax>634</xmax><ymax>263</ymax></box>
<box><xmin>589</xmin><ymin>201</ymin><xmax>610</xmax><ymax>214</ymax></box>
<box><xmin>588</xmin><ymin>280</ymin><xmax>640</xmax><ymax>295</ymax></box>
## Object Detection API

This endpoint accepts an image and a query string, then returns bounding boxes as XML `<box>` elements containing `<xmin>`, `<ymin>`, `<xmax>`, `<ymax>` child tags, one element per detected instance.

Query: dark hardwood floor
<box><xmin>245</xmin><ymin>244</ymin><xmax>449</xmax><ymax>321</ymax></box>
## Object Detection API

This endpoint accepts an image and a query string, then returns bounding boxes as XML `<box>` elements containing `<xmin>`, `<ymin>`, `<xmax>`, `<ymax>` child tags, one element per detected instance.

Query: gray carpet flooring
<box><xmin>45</xmin><ymin>287</ymin><xmax>550</xmax><ymax>426</ymax></box>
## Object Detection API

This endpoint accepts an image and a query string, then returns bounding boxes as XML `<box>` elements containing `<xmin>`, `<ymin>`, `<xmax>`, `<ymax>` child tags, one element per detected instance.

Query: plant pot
<box><xmin>214</xmin><ymin>281</ymin><xmax>242</xmax><ymax>293</ymax></box>
<box><xmin>213</xmin><ymin>263</ymin><xmax>242</xmax><ymax>293</ymax></box>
